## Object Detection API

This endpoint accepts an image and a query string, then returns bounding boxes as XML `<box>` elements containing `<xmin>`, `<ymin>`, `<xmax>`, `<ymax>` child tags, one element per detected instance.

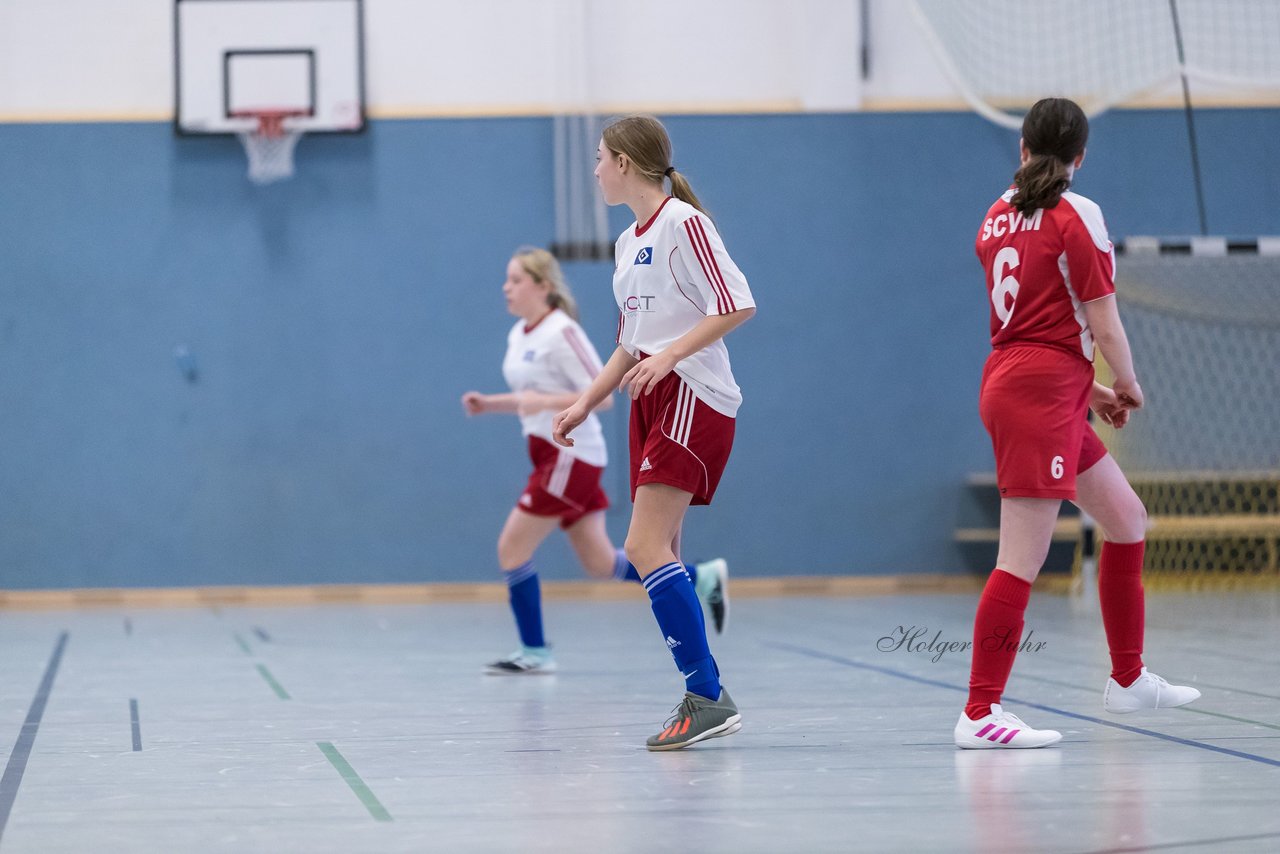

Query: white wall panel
<box><xmin>0</xmin><ymin>0</ymin><xmax>873</xmax><ymax>120</ymax></box>
<box><xmin>5</xmin><ymin>0</ymin><xmax>1257</xmax><ymax>122</ymax></box>
<box><xmin>0</xmin><ymin>1</ymin><xmax>173</xmax><ymax>120</ymax></box>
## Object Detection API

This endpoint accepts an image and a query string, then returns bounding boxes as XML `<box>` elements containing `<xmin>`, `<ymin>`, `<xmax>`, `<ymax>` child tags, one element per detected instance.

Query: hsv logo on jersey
<box><xmin>522</xmin><ymin>350</ymin><xmax>536</xmax><ymax>362</ymax></box>
<box><xmin>634</xmin><ymin>247</ymin><xmax>653</xmax><ymax>265</ymax></box>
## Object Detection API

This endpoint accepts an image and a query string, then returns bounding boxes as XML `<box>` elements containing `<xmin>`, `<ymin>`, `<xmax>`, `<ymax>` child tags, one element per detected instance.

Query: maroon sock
<box><xmin>1099</xmin><ymin>540</ymin><xmax>1146</xmax><ymax>687</ymax></box>
<box><xmin>965</xmin><ymin>569</ymin><xmax>1032</xmax><ymax>721</ymax></box>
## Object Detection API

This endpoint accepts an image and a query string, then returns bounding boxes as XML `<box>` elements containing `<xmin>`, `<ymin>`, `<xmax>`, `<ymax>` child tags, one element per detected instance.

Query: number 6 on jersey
<box><xmin>991</xmin><ymin>247</ymin><xmax>1020</xmax><ymax>329</ymax></box>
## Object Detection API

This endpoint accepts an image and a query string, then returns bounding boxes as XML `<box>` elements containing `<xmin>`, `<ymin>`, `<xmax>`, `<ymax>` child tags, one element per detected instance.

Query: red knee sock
<box><xmin>965</xmin><ymin>569</ymin><xmax>1032</xmax><ymax>720</ymax></box>
<box><xmin>1099</xmin><ymin>540</ymin><xmax>1146</xmax><ymax>687</ymax></box>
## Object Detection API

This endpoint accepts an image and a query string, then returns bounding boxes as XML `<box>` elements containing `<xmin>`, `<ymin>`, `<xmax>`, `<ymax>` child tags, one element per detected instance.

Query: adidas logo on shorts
<box><xmin>640</xmin><ymin>457</ymin><xmax>653</xmax><ymax>472</ymax></box>
<box><xmin>665</xmin><ymin>635</ymin><xmax>681</xmax><ymax>649</ymax></box>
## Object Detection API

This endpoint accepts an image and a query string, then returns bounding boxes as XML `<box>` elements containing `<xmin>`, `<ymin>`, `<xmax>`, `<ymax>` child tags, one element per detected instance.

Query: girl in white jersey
<box><xmin>462</xmin><ymin>247</ymin><xmax>727</xmax><ymax>675</ymax></box>
<box><xmin>553</xmin><ymin>116</ymin><xmax>756</xmax><ymax>750</ymax></box>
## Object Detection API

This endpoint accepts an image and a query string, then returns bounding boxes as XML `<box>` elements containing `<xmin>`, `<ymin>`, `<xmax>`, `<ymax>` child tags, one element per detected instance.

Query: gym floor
<box><xmin>2</xmin><ymin>588</ymin><xmax>1278</xmax><ymax>852</ymax></box>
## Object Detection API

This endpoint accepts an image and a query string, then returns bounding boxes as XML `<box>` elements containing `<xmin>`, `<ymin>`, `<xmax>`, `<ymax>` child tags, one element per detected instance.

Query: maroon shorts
<box><xmin>517</xmin><ymin>435</ymin><xmax>609</xmax><ymax>528</ymax></box>
<box><xmin>980</xmin><ymin>345</ymin><xmax>1109</xmax><ymax>500</ymax></box>
<box><xmin>629</xmin><ymin>368</ymin><xmax>735</xmax><ymax>505</ymax></box>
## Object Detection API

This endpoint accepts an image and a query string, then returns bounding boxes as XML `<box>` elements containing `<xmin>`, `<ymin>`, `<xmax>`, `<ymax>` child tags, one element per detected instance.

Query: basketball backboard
<box><xmin>174</xmin><ymin>0</ymin><xmax>365</xmax><ymax>135</ymax></box>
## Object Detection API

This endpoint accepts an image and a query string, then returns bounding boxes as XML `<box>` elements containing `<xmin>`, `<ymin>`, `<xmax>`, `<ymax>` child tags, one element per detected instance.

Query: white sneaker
<box><xmin>693</xmin><ymin>558</ymin><xmax>729</xmax><ymax>634</ymax></box>
<box><xmin>1103</xmin><ymin>667</ymin><xmax>1200</xmax><ymax>713</ymax></box>
<box><xmin>484</xmin><ymin>646</ymin><xmax>557</xmax><ymax>675</ymax></box>
<box><xmin>954</xmin><ymin>704</ymin><xmax>1062</xmax><ymax>749</ymax></box>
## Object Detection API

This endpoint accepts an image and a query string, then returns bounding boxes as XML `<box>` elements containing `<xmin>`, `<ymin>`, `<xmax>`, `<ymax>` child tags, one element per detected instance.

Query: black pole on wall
<box><xmin>860</xmin><ymin>0</ymin><xmax>872</xmax><ymax>80</ymax></box>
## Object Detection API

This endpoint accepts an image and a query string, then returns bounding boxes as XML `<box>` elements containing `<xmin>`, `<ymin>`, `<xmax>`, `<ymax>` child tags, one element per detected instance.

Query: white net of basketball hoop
<box><xmin>236</xmin><ymin>112</ymin><xmax>304</xmax><ymax>185</ymax></box>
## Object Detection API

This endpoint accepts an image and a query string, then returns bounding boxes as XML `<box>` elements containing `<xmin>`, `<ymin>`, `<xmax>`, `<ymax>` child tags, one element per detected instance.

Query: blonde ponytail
<box><xmin>665</xmin><ymin>168</ymin><xmax>708</xmax><ymax>218</ymax></box>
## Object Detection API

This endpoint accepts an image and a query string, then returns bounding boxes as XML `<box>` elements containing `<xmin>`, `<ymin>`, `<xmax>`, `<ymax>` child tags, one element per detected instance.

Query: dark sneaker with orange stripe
<box><xmin>646</xmin><ymin>688</ymin><xmax>741</xmax><ymax>751</ymax></box>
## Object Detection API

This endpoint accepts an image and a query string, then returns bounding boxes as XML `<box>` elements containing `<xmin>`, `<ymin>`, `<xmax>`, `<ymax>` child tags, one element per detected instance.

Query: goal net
<box><xmin>1094</xmin><ymin>240</ymin><xmax>1280</xmax><ymax>587</ymax></box>
<box><xmin>909</xmin><ymin>0</ymin><xmax>1280</xmax><ymax>129</ymax></box>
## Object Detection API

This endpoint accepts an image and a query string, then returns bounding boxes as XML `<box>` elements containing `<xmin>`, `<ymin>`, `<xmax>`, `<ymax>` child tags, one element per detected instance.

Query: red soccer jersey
<box><xmin>975</xmin><ymin>187</ymin><xmax>1117</xmax><ymax>362</ymax></box>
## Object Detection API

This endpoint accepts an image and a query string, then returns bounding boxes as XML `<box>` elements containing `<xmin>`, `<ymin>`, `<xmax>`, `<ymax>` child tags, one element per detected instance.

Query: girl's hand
<box><xmin>1089</xmin><ymin>384</ymin><xmax>1130</xmax><ymax>429</ymax></box>
<box><xmin>1112</xmin><ymin>377</ymin><xmax>1144</xmax><ymax>410</ymax></box>
<box><xmin>620</xmin><ymin>352</ymin><xmax>677</xmax><ymax>399</ymax></box>
<box><xmin>552</xmin><ymin>405</ymin><xmax>588</xmax><ymax>447</ymax></box>
<box><xmin>461</xmin><ymin>391</ymin><xmax>486</xmax><ymax>416</ymax></box>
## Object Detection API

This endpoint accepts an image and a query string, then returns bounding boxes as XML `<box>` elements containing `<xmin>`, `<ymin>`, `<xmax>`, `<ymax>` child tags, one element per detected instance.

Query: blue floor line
<box><xmin>768</xmin><ymin>641</ymin><xmax>1280</xmax><ymax>769</ymax></box>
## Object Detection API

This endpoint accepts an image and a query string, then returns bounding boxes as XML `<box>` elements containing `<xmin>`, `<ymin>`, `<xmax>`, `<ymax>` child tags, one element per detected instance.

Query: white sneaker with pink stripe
<box><xmin>954</xmin><ymin>704</ymin><xmax>1063</xmax><ymax>749</ymax></box>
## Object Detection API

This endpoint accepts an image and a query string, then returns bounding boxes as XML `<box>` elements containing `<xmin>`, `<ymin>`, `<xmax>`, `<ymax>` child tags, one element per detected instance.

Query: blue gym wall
<box><xmin>1</xmin><ymin>109</ymin><xmax>1277</xmax><ymax>588</ymax></box>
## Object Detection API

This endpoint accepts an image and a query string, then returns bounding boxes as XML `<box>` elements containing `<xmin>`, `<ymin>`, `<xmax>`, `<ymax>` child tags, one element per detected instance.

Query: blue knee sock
<box><xmin>613</xmin><ymin>549</ymin><xmax>642</xmax><ymax>583</ymax></box>
<box><xmin>505</xmin><ymin>561</ymin><xmax>544</xmax><ymax>648</ymax></box>
<box><xmin>643</xmin><ymin>562</ymin><xmax>721</xmax><ymax>699</ymax></box>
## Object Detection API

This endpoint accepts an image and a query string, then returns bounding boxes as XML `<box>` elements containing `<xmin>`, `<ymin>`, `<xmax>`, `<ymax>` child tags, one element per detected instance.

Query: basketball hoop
<box><xmin>234</xmin><ymin>110</ymin><xmax>306</xmax><ymax>185</ymax></box>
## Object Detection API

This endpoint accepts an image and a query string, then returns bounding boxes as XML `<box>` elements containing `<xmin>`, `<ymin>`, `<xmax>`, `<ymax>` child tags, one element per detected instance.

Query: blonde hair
<box><xmin>513</xmin><ymin>246</ymin><xmax>578</xmax><ymax>320</ymax></box>
<box><xmin>602</xmin><ymin>115</ymin><xmax>709</xmax><ymax>217</ymax></box>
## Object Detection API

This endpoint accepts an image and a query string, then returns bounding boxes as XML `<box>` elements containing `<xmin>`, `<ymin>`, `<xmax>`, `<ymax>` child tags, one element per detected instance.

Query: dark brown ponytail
<box><xmin>1010</xmin><ymin>98</ymin><xmax>1089</xmax><ymax>214</ymax></box>
<box><xmin>1011</xmin><ymin>154</ymin><xmax>1072</xmax><ymax>215</ymax></box>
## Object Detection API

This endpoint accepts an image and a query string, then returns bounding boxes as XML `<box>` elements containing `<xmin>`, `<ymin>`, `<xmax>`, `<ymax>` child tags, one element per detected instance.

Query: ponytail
<box><xmin>546</xmin><ymin>288</ymin><xmax>579</xmax><ymax>321</ymax></box>
<box><xmin>1010</xmin><ymin>97</ymin><xmax>1089</xmax><ymax>214</ymax></box>
<box><xmin>1010</xmin><ymin>154</ymin><xmax>1071</xmax><ymax>214</ymax></box>
<box><xmin>666</xmin><ymin>168</ymin><xmax>710</xmax><ymax>218</ymax></box>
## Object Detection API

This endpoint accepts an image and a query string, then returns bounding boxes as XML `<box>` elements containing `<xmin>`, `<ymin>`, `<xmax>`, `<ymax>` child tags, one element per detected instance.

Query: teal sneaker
<box><xmin>693</xmin><ymin>558</ymin><xmax>729</xmax><ymax>634</ymax></box>
<box><xmin>484</xmin><ymin>646</ymin><xmax>557</xmax><ymax>675</ymax></box>
<box><xmin>646</xmin><ymin>688</ymin><xmax>741</xmax><ymax>751</ymax></box>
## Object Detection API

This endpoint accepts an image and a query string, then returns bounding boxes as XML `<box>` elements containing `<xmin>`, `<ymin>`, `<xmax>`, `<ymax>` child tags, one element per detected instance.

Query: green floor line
<box><xmin>254</xmin><ymin>664</ymin><xmax>290</xmax><ymax>700</ymax></box>
<box><xmin>233</xmin><ymin>633</ymin><xmax>253</xmax><ymax>656</ymax></box>
<box><xmin>317</xmin><ymin>742</ymin><xmax>393</xmax><ymax>822</ymax></box>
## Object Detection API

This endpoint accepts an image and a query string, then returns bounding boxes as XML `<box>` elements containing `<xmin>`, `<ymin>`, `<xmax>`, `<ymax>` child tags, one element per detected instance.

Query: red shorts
<box><xmin>980</xmin><ymin>345</ymin><xmax>1109</xmax><ymax>499</ymax></box>
<box><xmin>517</xmin><ymin>435</ymin><xmax>609</xmax><ymax>528</ymax></box>
<box><xmin>629</xmin><ymin>367</ymin><xmax>735</xmax><ymax>505</ymax></box>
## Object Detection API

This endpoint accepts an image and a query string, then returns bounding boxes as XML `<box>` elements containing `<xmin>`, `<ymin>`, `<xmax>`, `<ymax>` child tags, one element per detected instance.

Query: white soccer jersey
<box><xmin>612</xmin><ymin>197</ymin><xmax>755</xmax><ymax>417</ymax></box>
<box><xmin>502</xmin><ymin>309</ymin><xmax>608</xmax><ymax>467</ymax></box>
